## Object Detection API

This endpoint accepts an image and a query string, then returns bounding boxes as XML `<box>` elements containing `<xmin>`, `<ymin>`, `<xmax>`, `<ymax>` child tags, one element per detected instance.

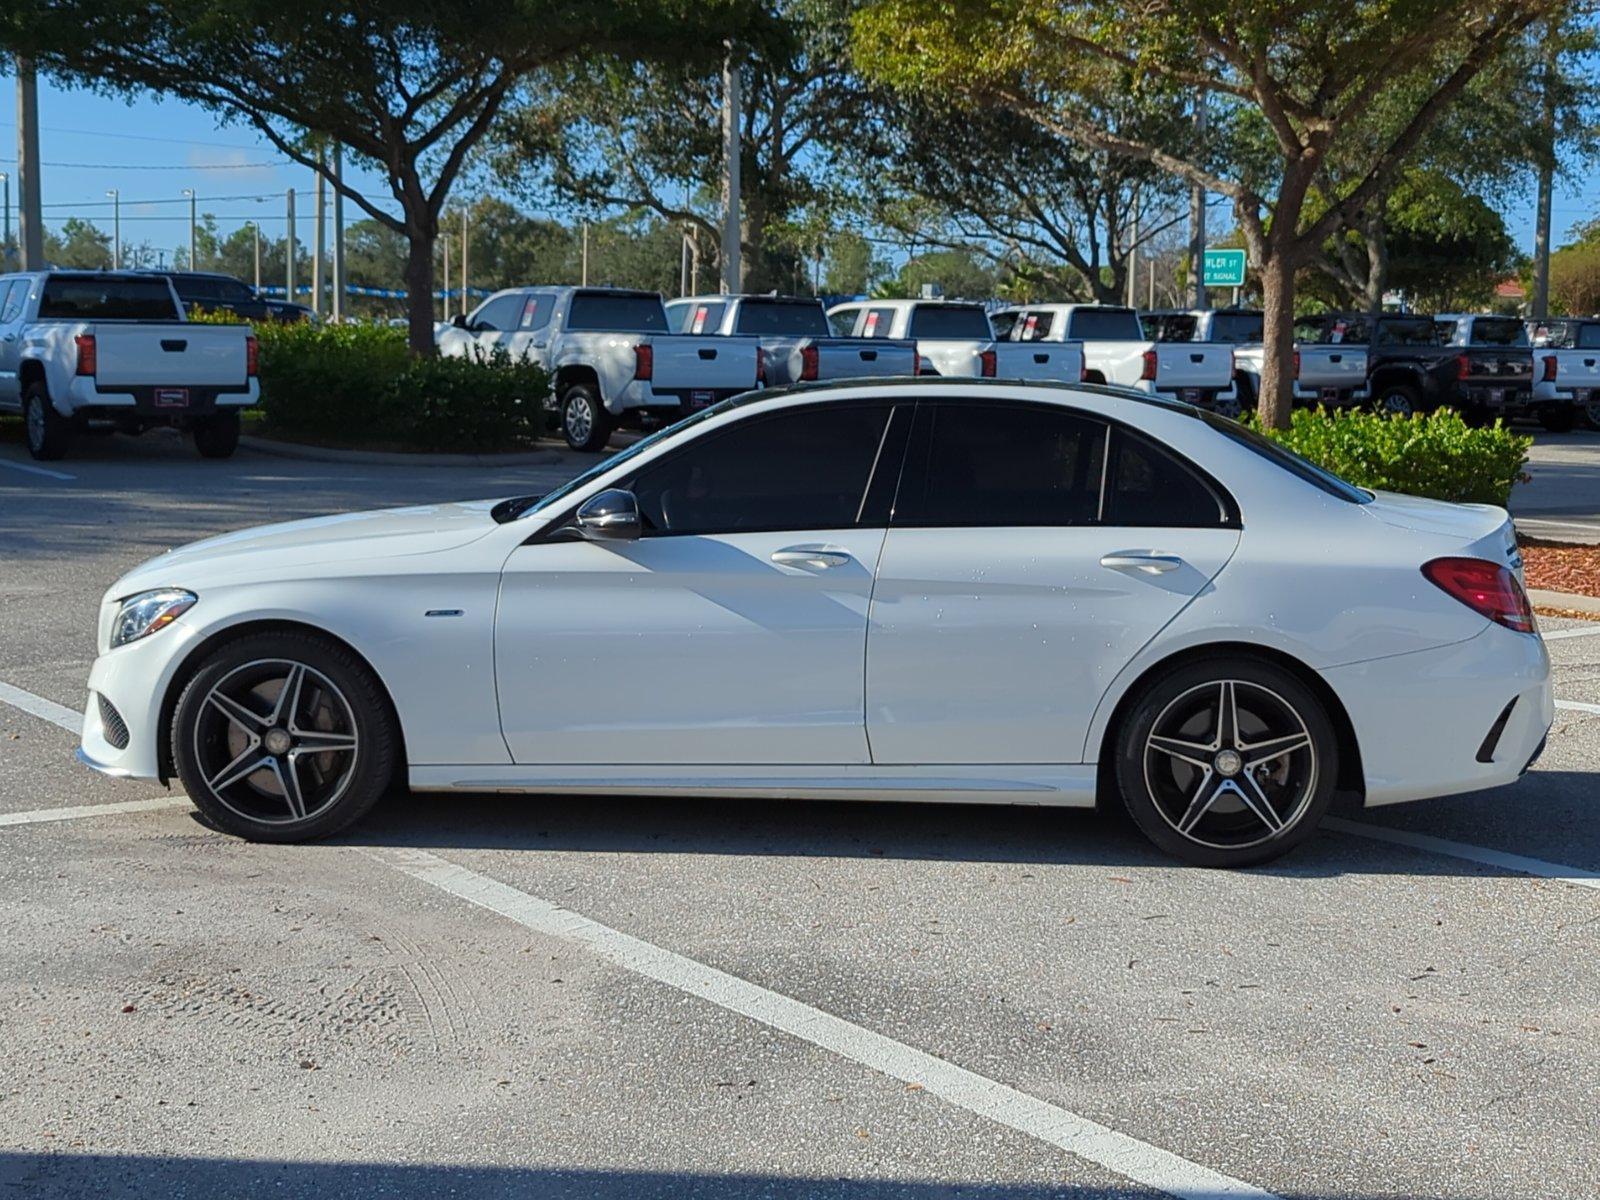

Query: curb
<box><xmin>240</xmin><ymin>436</ymin><xmax>564</xmax><ymax>469</ymax></box>
<box><xmin>1529</xmin><ymin>588</ymin><xmax>1600</xmax><ymax>617</ymax></box>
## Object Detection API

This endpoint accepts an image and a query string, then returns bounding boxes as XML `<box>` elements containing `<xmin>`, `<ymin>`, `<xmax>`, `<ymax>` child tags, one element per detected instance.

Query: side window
<box><xmin>827</xmin><ymin>307</ymin><xmax>859</xmax><ymax>337</ymax></box>
<box><xmin>1019</xmin><ymin>311</ymin><xmax>1054</xmax><ymax>341</ymax></box>
<box><xmin>686</xmin><ymin>302</ymin><xmax>726</xmax><ymax>335</ymax></box>
<box><xmin>861</xmin><ymin>307</ymin><xmax>897</xmax><ymax>338</ymax></box>
<box><xmin>518</xmin><ymin>294</ymin><xmax>554</xmax><ymax>331</ymax></box>
<box><xmin>897</xmin><ymin>402</ymin><xmax>1106</xmax><ymax>528</ymax></box>
<box><xmin>989</xmin><ymin>310</ymin><xmax>1019</xmax><ymax>340</ymax></box>
<box><xmin>0</xmin><ymin>281</ymin><xmax>22</xmax><ymax>324</ymax></box>
<box><xmin>471</xmin><ymin>294</ymin><xmax>523</xmax><ymax>332</ymax></box>
<box><xmin>622</xmin><ymin>403</ymin><xmax>893</xmax><ymax>536</ymax></box>
<box><xmin>1103</xmin><ymin>429</ymin><xmax>1227</xmax><ymax>527</ymax></box>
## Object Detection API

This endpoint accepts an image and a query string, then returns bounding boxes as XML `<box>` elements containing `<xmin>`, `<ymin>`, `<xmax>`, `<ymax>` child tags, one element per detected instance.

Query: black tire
<box><xmin>23</xmin><ymin>382</ymin><xmax>72</xmax><ymax>461</ymax></box>
<box><xmin>170</xmin><ymin>631</ymin><xmax>399</xmax><ymax>843</ymax></box>
<box><xmin>1370</xmin><ymin>383</ymin><xmax>1419</xmax><ymax>419</ymax></box>
<box><xmin>561</xmin><ymin>383</ymin><xmax>613</xmax><ymax>452</ymax></box>
<box><xmin>192</xmin><ymin>410</ymin><xmax>241</xmax><ymax>458</ymax></box>
<box><xmin>1114</xmin><ymin>656</ymin><xmax>1340</xmax><ymax>868</ymax></box>
<box><xmin>1586</xmin><ymin>396</ymin><xmax>1600</xmax><ymax>431</ymax></box>
<box><xmin>1537</xmin><ymin>406</ymin><xmax>1578</xmax><ymax>433</ymax></box>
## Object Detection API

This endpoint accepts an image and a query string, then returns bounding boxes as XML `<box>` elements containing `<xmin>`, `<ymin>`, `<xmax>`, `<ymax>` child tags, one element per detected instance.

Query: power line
<box><xmin>0</xmin><ymin>157</ymin><xmax>286</xmax><ymax>170</ymax></box>
<box><xmin>34</xmin><ymin>125</ymin><xmax>270</xmax><ymax>151</ymax></box>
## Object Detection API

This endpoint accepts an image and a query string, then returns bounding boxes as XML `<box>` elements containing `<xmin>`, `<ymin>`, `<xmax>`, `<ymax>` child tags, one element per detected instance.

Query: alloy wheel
<box><xmin>565</xmin><ymin>395</ymin><xmax>593</xmax><ymax>445</ymax></box>
<box><xmin>1379</xmin><ymin>392</ymin><xmax>1414</xmax><ymax>417</ymax></box>
<box><xmin>1142</xmin><ymin>679</ymin><xmax>1319</xmax><ymax>851</ymax></box>
<box><xmin>25</xmin><ymin>397</ymin><xmax>45</xmax><ymax>451</ymax></box>
<box><xmin>192</xmin><ymin>658</ymin><xmax>359</xmax><ymax>826</ymax></box>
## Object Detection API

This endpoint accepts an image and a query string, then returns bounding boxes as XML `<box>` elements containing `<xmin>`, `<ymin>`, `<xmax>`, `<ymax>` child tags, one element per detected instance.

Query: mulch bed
<box><xmin>1519</xmin><ymin>538</ymin><xmax>1600</xmax><ymax>600</ymax></box>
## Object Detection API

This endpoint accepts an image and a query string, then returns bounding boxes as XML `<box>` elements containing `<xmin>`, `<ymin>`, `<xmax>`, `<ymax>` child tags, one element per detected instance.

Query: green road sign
<box><xmin>1202</xmin><ymin>248</ymin><xmax>1247</xmax><ymax>288</ymax></box>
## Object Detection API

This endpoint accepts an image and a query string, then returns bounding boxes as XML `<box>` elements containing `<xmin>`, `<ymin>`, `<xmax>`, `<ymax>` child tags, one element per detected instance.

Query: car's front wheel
<box><xmin>1115</xmin><ymin>657</ymin><xmax>1339</xmax><ymax>867</ymax></box>
<box><xmin>171</xmin><ymin>631</ymin><xmax>399</xmax><ymax>842</ymax></box>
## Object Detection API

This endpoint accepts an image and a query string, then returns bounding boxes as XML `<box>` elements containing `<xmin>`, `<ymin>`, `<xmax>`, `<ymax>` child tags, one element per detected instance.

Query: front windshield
<box><xmin>500</xmin><ymin>397</ymin><xmax>745</xmax><ymax>523</ymax></box>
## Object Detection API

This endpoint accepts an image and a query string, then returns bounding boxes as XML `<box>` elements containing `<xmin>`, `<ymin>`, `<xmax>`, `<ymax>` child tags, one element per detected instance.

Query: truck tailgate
<box><xmin>652</xmin><ymin>335</ymin><xmax>759</xmax><ymax>390</ymax></box>
<box><xmin>1296</xmin><ymin>346</ymin><xmax>1367</xmax><ymax>391</ymax></box>
<box><xmin>991</xmin><ymin>343</ymin><xmax>1084</xmax><ymax>383</ymax></box>
<box><xmin>93</xmin><ymin>323</ymin><xmax>249</xmax><ymax>387</ymax></box>
<box><xmin>1152</xmin><ymin>343</ymin><xmax>1233</xmax><ymax>389</ymax></box>
<box><xmin>812</xmin><ymin>338</ymin><xmax>918</xmax><ymax>379</ymax></box>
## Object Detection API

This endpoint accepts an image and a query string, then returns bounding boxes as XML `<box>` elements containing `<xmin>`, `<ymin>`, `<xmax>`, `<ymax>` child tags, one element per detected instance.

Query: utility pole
<box><xmin>442</xmin><ymin>233</ymin><xmax>450</xmax><ymax>321</ymax></box>
<box><xmin>581</xmin><ymin>222</ymin><xmax>589</xmax><ymax>286</ymax></box>
<box><xmin>1</xmin><ymin>172</ymin><xmax>11</xmax><ymax>265</ymax></box>
<box><xmin>251</xmin><ymin>222</ymin><xmax>261</xmax><ymax>290</ymax></box>
<box><xmin>331</xmin><ymin>144</ymin><xmax>345</xmax><ymax>322</ymax></box>
<box><xmin>106</xmin><ymin>190</ymin><xmax>120</xmax><ymax>268</ymax></box>
<box><xmin>1189</xmin><ymin>96</ymin><xmax>1208</xmax><ymax>310</ymax></box>
<box><xmin>719</xmin><ymin>45</ymin><xmax>742</xmax><ymax>294</ymax></box>
<box><xmin>1125</xmin><ymin>201</ymin><xmax>1139</xmax><ymax>308</ymax></box>
<box><xmin>181</xmin><ymin>188</ymin><xmax>197</xmax><ymax>269</ymax></box>
<box><xmin>680</xmin><ymin>230</ymin><xmax>691</xmax><ymax>297</ymax></box>
<box><xmin>285</xmin><ymin>187</ymin><xmax>296</xmax><ymax>300</ymax></box>
<box><xmin>312</xmin><ymin>148</ymin><xmax>326</xmax><ymax>317</ymax></box>
<box><xmin>16</xmin><ymin>58</ymin><xmax>45</xmax><ymax>270</ymax></box>
<box><xmin>460</xmin><ymin>207</ymin><xmax>468</xmax><ymax>318</ymax></box>
<box><xmin>1531</xmin><ymin>26</ymin><xmax>1558</xmax><ymax>319</ymax></box>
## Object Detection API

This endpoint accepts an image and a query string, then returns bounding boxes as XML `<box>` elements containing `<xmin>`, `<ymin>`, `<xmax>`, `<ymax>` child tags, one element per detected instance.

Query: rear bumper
<box><xmin>1292</xmin><ymin>382</ymin><xmax>1369</xmax><ymax>404</ymax></box>
<box><xmin>607</xmin><ymin>380</ymin><xmax>749</xmax><ymax>416</ymax></box>
<box><xmin>1322</xmin><ymin>624</ymin><xmax>1552</xmax><ymax>807</ymax></box>
<box><xmin>64</xmin><ymin>377</ymin><xmax>258</xmax><ymax>417</ymax></box>
<box><xmin>1460</xmin><ymin>384</ymin><xmax>1540</xmax><ymax>413</ymax></box>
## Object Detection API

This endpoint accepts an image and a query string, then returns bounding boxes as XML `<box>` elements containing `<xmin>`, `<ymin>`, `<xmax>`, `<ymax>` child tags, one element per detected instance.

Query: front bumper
<box><xmin>78</xmin><ymin>620</ymin><xmax>205</xmax><ymax>782</ymax></box>
<box><xmin>1323</xmin><ymin>623</ymin><xmax>1553</xmax><ymax>807</ymax></box>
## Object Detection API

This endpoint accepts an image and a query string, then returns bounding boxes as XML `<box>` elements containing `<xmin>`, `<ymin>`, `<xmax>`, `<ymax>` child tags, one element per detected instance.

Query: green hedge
<box><xmin>1246</xmin><ymin>407</ymin><xmax>1532</xmax><ymax>507</ymax></box>
<box><xmin>248</xmin><ymin>321</ymin><xmax>551</xmax><ymax>452</ymax></box>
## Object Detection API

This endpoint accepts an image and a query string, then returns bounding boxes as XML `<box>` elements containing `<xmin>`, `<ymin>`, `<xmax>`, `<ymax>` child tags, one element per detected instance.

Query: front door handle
<box><xmin>772</xmin><ymin>547</ymin><xmax>852</xmax><ymax>570</ymax></box>
<box><xmin>1101</xmin><ymin>552</ymin><xmax>1183</xmax><ymax>575</ymax></box>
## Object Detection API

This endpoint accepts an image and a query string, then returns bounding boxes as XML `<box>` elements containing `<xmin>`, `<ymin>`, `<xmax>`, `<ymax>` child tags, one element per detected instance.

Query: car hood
<box><xmin>111</xmin><ymin>500</ymin><xmax>502</xmax><ymax>595</ymax></box>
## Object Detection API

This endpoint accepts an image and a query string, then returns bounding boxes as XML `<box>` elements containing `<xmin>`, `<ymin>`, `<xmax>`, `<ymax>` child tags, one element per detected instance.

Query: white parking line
<box><xmin>0</xmin><ymin>457</ymin><xmax>75</xmax><ymax>481</ymax></box>
<box><xmin>0</xmin><ymin>797</ymin><xmax>191</xmax><ymax>827</ymax></box>
<box><xmin>1556</xmin><ymin>698</ymin><xmax>1600</xmax><ymax>715</ymax></box>
<box><xmin>0</xmin><ymin>680</ymin><xmax>83</xmax><ymax>734</ymax></box>
<box><xmin>1542</xmin><ymin>625</ymin><xmax>1600</xmax><ymax>641</ymax></box>
<box><xmin>1325</xmin><ymin>818</ymin><xmax>1600</xmax><ymax>889</ymax></box>
<box><xmin>369</xmin><ymin>845</ymin><xmax>1280</xmax><ymax>1200</ymax></box>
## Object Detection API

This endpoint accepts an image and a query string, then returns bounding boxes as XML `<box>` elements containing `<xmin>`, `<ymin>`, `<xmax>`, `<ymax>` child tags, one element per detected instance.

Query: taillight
<box><xmin>74</xmin><ymin>334</ymin><xmax>97</xmax><ymax>377</ymax></box>
<box><xmin>1292</xmin><ymin>349</ymin><xmax>1301</xmax><ymax>379</ymax></box>
<box><xmin>1422</xmin><ymin>557</ymin><xmax>1535</xmax><ymax>633</ymax></box>
<box><xmin>246</xmin><ymin>335</ymin><xmax>259</xmax><ymax>378</ymax></box>
<box><xmin>1230</xmin><ymin>351</ymin><xmax>1238</xmax><ymax>380</ymax></box>
<box><xmin>756</xmin><ymin>348</ymin><xmax>766</xmax><ymax>385</ymax></box>
<box><xmin>1542</xmin><ymin>354</ymin><xmax>1558</xmax><ymax>382</ymax></box>
<box><xmin>1140</xmin><ymin>348</ymin><xmax>1157</xmax><ymax>381</ymax></box>
<box><xmin>979</xmin><ymin>349</ymin><xmax>997</xmax><ymax>377</ymax></box>
<box><xmin>633</xmin><ymin>343</ymin><xmax>653</xmax><ymax>381</ymax></box>
<box><xmin>800</xmin><ymin>344</ymin><xmax>819</xmax><ymax>382</ymax></box>
<box><xmin>1080</xmin><ymin>358</ymin><xmax>1089</xmax><ymax>382</ymax></box>
<box><xmin>1456</xmin><ymin>353</ymin><xmax>1471</xmax><ymax>381</ymax></box>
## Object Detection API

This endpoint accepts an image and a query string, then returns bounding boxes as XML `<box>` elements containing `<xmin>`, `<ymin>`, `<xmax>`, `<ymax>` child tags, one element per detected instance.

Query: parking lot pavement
<box><xmin>2</xmin><ymin>428</ymin><xmax>1599</xmax><ymax>1198</ymax></box>
<box><xmin>1512</xmin><ymin>429</ymin><xmax>1600</xmax><ymax>544</ymax></box>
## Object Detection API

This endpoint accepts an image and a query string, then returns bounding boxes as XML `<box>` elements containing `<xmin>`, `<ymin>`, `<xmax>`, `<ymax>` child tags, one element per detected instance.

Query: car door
<box><xmin>865</xmin><ymin>398</ymin><xmax>1241</xmax><ymax>765</ymax></box>
<box><xmin>495</xmin><ymin>399</ymin><xmax>910</xmax><ymax>765</ymax></box>
<box><xmin>461</xmin><ymin>292</ymin><xmax>525</xmax><ymax>358</ymax></box>
<box><xmin>499</xmin><ymin>292</ymin><xmax>556</xmax><ymax>366</ymax></box>
<box><xmin>0</xmin><ymin>279</ymin><xmax>26</xmax><ymax>410</ymax></box>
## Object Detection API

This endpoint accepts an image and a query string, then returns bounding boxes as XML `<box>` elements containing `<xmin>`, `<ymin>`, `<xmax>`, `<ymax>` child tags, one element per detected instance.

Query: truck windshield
<box><xmin>1469</xmin><ymin>318</ymin><xmax>1528</xmax><ymax>347</ymax></box>
<box><xmin>1066</xmin><ymin>309</ymin><xmax>1143</xmax><ymax>340</ymax></box>
<box><xmin>734</xmin><ymin>301</ymin><xmax>829</xmax><ymax>337</ymax></box>
<box><xmin>38</xmin><ymin>277</ymin><xmax>179</xmax><ymax>320</ymax></box>
<box><xmin>567</xmin><ymin>293</ymin><xmax>669</xmax><ymax>332</ymax></box>
<box><xmin>909</xmin><ymin>307</ymin><xmax>992</xmax><ymax>339</ymax></box>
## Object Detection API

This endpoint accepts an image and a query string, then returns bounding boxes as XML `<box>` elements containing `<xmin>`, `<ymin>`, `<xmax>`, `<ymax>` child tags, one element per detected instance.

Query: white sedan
<box><xmin>77</xmin><ymin>381</ymin><xmax>1553</xmax><ymax>867</ymax></box>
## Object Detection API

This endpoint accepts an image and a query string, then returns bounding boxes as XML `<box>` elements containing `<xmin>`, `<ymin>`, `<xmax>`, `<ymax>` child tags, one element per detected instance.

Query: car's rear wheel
<box><xmin>171</xmin><ymin>632</ymin><xmax>398</xmax><ymax>842</ymax></box>
<box><xmin>561</xmin><ymin>383</ymin><xmax>613</xmax><ymax>452</ymax></box>
<box><xmin>1584</xmin><ymin>396</ymin><xmax>1600</xmax><ymax>430</ymax></box>
<box><xmin>1538</xmin><ymin>406</ymin><xmax>1577</xmax><ymax>433</ymax></box>
<box><xmin>23</xmin><ymin>382</ymin><xmax>72</xmax><ymax>461</ymax></box>
<box><xmin>1370</xmin><ymin>383</ymin><xmax>1418</xmax><ymax>418</ymax></box>
<box><xmin>192</xmin><ymin>410</ymin><xmax>241</xmax><ymax>458</ymax></box>
<box><xmin>1115</xmin><ymin>657</ymin><xmax>1339</xmax><ymax>867</ymax></box>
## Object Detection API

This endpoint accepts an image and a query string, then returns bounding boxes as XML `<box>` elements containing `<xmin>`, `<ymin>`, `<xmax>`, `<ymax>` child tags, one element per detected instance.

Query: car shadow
<box><xmin>322</xmin><ymin>769</ymin><xmax>1600</xmax><ymax>881</ymax></box>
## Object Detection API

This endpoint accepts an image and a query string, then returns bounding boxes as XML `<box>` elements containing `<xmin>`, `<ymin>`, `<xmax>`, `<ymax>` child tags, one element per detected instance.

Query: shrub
<box><xmin>1245</xmin><ymin>407</ymin><xmax>1532</xmax><ymax>507</ymax></box>
<box><xmin>247</xmin><ymin>320</ymin><xmax>551</xmax><ymax>452</ymax></box>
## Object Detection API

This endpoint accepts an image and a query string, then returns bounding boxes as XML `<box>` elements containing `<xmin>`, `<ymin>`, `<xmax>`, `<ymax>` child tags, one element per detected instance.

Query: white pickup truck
<box><xmin>438</xmin><ymin>286</ymin><xmax>760</xmax><ymax>450</ymax></box>
<box><xmin>1529</xmin><ymin>317</ymin><xmax>1600</xmax><ymax>430</ymax></box>
<box><xmin>995</xmin><ymin>304</ymin><xmax>1238</xmax><ymax>414</ymax></box>
<box><xmin>1140</xmin><ymin>308</ymin><xmax>1368</xmax><ymax>409</ymax></box>
<box><xmin>666</xmin><ymin>294</ymin><xmax>918</xmax><ymax>386</ymax></box>
<box><xmin>0</xmin><ymin>270</ymin><xmax>258</xmax><ymax>461</ymax></box>
<box><xmin>825</xmin><ymin>299</ymin><xmax>1084</xmax><ymax>383</ymax></box>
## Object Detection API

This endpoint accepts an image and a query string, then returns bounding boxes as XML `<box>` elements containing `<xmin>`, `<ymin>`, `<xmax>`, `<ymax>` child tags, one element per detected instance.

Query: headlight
<box><xmin>111</xmin><ymin>589</ymin><xmax>197</xmax><ymax>648</ymax></box>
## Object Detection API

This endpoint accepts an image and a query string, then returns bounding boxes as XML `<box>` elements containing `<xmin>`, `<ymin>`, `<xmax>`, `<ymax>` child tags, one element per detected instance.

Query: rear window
<box><xmin>1066</xmin><ymin>308</ymin><xmax>1143</xmax><ymax>340</ymax></box>
<box><xmin>1468</xmin><ymin>318</ymin><xmax>1528</xmax><ymax>347</ymax></box>
<box><xmin>38</xmin><ymin>277</ymin><xmax>179</xmax><ymax>320</ymax></box>
<box><xmin>909</xmin><ymin>306</ymin><xmax>992</xmax><ymax>340</ymax></box>
<box><xmin>566</xmin><ymin>292</ymin><xmax>668</xmax><ymax>332</ymax></box>
<box><xmin>1201</xmin><ymin>412</ymin><xmax>1371</xmax><ymax>504</ymax></box>
<box><xmin>1210</xmin><ymin>312</ymin><xmax>1263</xmax><ymax>343</ymax></box>
<box><xmin>1143</xmin><ymin>314</ymin><xmax>1197</xmax><ymax>342</ymax></box>
<box><xmin>1374</xmin><ymin>319</ymin><xmax>1439</xmax><ymax>347</ymax></box>
<box><xmin>734</xmin><ymin>300</ymin><xmax>828</xmax><ymax>337</ymax></box>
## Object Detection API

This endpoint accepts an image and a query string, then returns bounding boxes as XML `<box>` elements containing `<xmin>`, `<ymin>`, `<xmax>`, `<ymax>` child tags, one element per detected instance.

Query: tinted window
<box><xmin>567</xmin><ymin>292</ymin><xmax>669</xmax><ymax>332</ymax></box>
<box><xmin>623</xmin><ymin>403</ymin><xmax>892</xmax><ymax>536</ymax></box>
<box><xmin>1104</xmin><ymin>430</ymin><xmax>1227</xmax><ymax>526</ymax></box>
<box><xmin>861</xmin><ymin>307</ymin><xmax>897</xmax><ymax>338</ymax></box>
<box><xmin>471</xmin><ymin>294</ymin><xmax>524</xmax><ymax>332</ymax></box>
<box><xmin>1200</xmin><ymin>411</ymin><xmax>1370</xmax><ymax>504</ymax></box>
<box><xmin>989</xmin><ymin>310</ymin><xmax>1019</xmax><ymax>340</ymax></box>
<box><xmin>734</xmin><ymin>300</ymin><xmax>828</xmax><ymax>337</ymax></box>
<box><xmin>38</xmin><ymin>277</ymin><xmax>179</xmax><ymax>320</ymax></box>
<box><xmin>178</xmin><ymin>276</ymin><xmax>224</xmax><ymax>300</ymax></box>
<box><xmin>1017</xmin><ymin>311</ymin><xmax>1055</xmax><ymax>341</ymax></box>
<box><xmin>898</xmin><ymin>402</ymin><xmax>1105</xmax><ymax>527</ymax></box>
<box><xmin>686</xmin><ymin>301</ymin><xmax>727</xmax><ymax>334</ymax></box>
<box><xmin>1145</xmin><ymin>314</ymin><xmax>1197</xmax><ymax>342</ymax></box>
<box><xmin>1375</xmin><ymin>318</ymin><xmax>1439</xmax><ymax>346</ymax></box>
<box><xmin>827</xmin><ymin>307</ymin><xmax>860</xmax><ymax>337</ymax></box>
<box><xmin>518</xmin><ymin>293</ymin><xmax>555</xmax><ymax>330</ymax></box>
<box><xmin>909</xmin><ymin>306</ymin><xmax>992</xmax><ymax>340</ymax></box>
<box><xmin>1210</xmin><ymin>312</ymin><xmax>1263</xmax><ymax>343</ymax></box>
<box><xmin>1469</xmin><ymin>318</ymin><xmax>1528</xmax><ymax>347</ymax></box>
<box><xmin>1321</xmin><ymin>317</ymin><xmax>1369</xmax><ymax>345</ymax></box>
<box><xmin>1066</xmin><ymin>308</ymin><xmax>1143</xmax><ymax>340</ymax></box>
<box><xmin>1581</xmin><ymin>324</ymin><xmax>1600</xmax><ymax>351</ymax></box>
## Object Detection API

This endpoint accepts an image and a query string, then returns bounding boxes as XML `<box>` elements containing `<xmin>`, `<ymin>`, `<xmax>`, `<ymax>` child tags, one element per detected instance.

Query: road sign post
<box><xmin>1202</xmin><ymin>248</ymin><xmax>1247</xmax><ymax>290</ymax></box>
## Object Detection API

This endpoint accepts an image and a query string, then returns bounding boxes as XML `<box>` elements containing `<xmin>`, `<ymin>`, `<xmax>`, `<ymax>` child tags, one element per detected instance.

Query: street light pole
<box><xmin>181</xmin><ymin>188</ymin><xmax>196</xmax><ymax>270</ymax></box>
<box><xmin>285</xmin><ymin>188</ymin><xmax>296</xmax><ymax>300</ymax></box>
<box><xmin>461</xmin><ymin>207</ymin><xmax>469</xmax><ymax>320</ymax></box>
<box><xmin>251</xmin><ymin>221</ymin><xmax>261</xmax><ymax>290</ymax></box>
<box><xmin>1</xmin><ymin>172</ymin><xmax>11</xmax><ymax>266</ymax></box>
<box><xmin>331</xmin><ymin>144</ymin><xmax>345</xmax><ymax>322</ymax></box>
<box><xmin>312</xmin><ymin>148</ymin><xmax>326</xmax><ymax>317</ymax></box>
<box><xmin>106</xmin><ymin>190</ymin><xmax>120</xmax><ymax>268</ymax></box>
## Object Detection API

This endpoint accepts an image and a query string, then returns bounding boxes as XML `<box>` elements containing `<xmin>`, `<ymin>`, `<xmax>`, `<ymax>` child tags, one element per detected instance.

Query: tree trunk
<box><xmin>1258</xmin><ymin>251</ymin><xmax>1296</xmax><ymax>430</ymax></box>
<box><xmin>1363</xmin><ymin>211</ymin><xmax>1388</xmax><ymax>316</ymax></box>
<box><xmin>403</xmin><ymin>230</ymin><xmax>437</xmax><ymax>356</ymax></box>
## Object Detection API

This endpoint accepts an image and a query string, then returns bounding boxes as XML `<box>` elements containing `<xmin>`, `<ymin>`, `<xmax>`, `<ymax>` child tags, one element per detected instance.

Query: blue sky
<box><xmin>2</xmin><ymin>70</ymin><xmax>1595</xmax><ymax>274</ymax></box>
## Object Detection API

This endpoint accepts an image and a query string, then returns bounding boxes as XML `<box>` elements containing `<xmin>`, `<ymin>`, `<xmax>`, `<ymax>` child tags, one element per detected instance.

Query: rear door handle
<box><xmin>1100</xmin><ymin>552</ymin><xmax>1183</xmax><ymax>575</ymax></box>
<box><xmin>772</xmin><ymin>547</ymin><xmax>852</xmax><ymax>570</ymax></box>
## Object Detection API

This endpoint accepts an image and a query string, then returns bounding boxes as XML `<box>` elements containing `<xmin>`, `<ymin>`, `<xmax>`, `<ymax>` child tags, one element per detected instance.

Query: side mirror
<box><xmin>575</xmin><ymin>489</ymin><xmax>641</xmax><ymax>541</ymax></box>
<box><xmin>451</xmin><ymin>313</ymin><xmax>469</xmax><ymax>329</ymax></box>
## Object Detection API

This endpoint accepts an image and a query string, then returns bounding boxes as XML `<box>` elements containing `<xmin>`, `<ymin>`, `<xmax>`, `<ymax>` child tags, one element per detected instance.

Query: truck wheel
<box><xmin>561</xmin><ymin>384</ymin><xmax>613</xmax><ymax>452</ymax></box>
<box><xmin>1538</xmin><ymin>407</ymin><xmax>1577</xmax><ymax>434</ymax></box>
<box><xmin>1370</xmin><ymin>384</ymin><xmax>1418</xmax><ymax>418</ymax></box>
<box><xmin>1586</xmin><ymin>397</ymin><xmax>1600</xmax><ymax>431</ymax></box>
<box><xmin>1209</xmin><ymin>393</ymin><xmax>1244</xmax><ymax>420</ymax></box>
<box><xmin>22</xmin><ymin>382</ymin><xmax>72</xmax><ymax>461</ymax></box>
<box><xmin>193</xmin><ymin>410</ymin><xmax>242</xmax><ymax>458</ymax></box>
